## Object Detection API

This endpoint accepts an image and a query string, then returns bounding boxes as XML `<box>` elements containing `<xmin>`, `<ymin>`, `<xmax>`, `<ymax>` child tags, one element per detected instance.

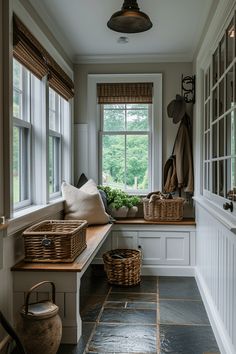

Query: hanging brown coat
<box><xmin>164</xmin><ymin>114</ymin><xmax>194</xmax><ymax>193</ymax></box>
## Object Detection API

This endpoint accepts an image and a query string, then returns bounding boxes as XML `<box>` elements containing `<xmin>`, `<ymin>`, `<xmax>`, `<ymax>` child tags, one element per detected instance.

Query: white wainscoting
<box><xmin>195</xmin><ymin>202</ymin><xmax>236</xmax><ymax>354</ymax></box>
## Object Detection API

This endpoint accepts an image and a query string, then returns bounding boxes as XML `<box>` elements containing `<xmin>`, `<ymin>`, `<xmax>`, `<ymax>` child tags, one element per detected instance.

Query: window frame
<box><xmin>87</xmin><ymin>73</ymin><xmax>162</xmax><ymax>192</ymax></box>
<box><xmin>12</xmin><ymin>60</ymin><xmax>32</xmax><ymax>210</ymax></box>
<box><xmin>99</xmin><ymin>103</ymin><xmax>152</xmax><ymax>194</ymax></box>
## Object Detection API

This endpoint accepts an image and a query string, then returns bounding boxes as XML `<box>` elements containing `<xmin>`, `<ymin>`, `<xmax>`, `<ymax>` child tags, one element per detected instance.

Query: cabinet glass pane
<box><xmin>212</xmin><ymin>123</ymin><xmax>217</xmax><ymax>158</ymax></box>
<box><xmin>226</xmin><ymin>67</ymin><xmax>234</xmax><ymax>110</ymax></box>
<box><xmin>219</xmin><ymin>159</ymin><xmax>224</xmax><ymax>197</ymax></box>
<box><xmin>212</xmin><ymin>161</ymin><xmax>218</xmax><ymax>194</ymax></box>
<box><xmin>219</xmin><ymin>118</ymin><xmax>224</xmax><ymax>157</ymax></box>
<box><xmin>212</xmin><ymin>87</ymin><xmax>218</xmax><ymax>121</ymax></box>
<box><xmin>226</xmin><ymin>159</ymin><xmax>232</xmax><ymax>198</ymax></box>
<box><xmin>226</xmin><ymin>18</ymin><xmax>235</xmax><ymax>67</ymax></box>
<box><xmin>219</xmin><ymin>79</ymin><xmax>224</xmax><ymax>116</ymax></box>
<box><xmin>226</xmin><ymin>111</ymin><xmax>236</xmax><ymax>156</ymax></box>
<box><xmin>204</xmin><ymin>133</ymin><xmax>207</xmax><ymax>160</ymax></box>
<box><xmin>213</xmin><ymin>49</ymin><xmax>219</xmax><ymax>84</ymax></box>
<box><xmin>204</xmin><ymin>162</ymin><xmax>207</xmax><ymax>189</ymax></box>
<box><xmin>220</xmin><ymin>35</ymin><xmax>226</xmax><ymax>77</ymax></box>
<box><xmin>205</xmin><ymin>73</ymin><xmax>208</xmax><ymax>101</ymax></box>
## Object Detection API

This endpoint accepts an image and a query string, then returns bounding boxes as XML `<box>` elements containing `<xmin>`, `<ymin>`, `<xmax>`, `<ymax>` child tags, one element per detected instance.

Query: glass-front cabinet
<box><xmin>203</xmin><ymin>11</ymin><xmax>236</xmax><ymax>202</ymax></box>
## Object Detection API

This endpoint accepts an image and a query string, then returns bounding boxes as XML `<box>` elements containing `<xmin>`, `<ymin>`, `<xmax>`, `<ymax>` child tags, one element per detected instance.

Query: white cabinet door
<box><xmin>138</xmin><ymin>231</ymin><xmax>190</xmax><ymax>265</ymax></box>
<box><xmin>112</xmin><ymin>231</ymin><xmax>138</xmax><ymax>250</ymax></box>
<box><xmin>138</xmin><ymin>231</ymin><xmax>162</xmax><ymax>264</ymax></box>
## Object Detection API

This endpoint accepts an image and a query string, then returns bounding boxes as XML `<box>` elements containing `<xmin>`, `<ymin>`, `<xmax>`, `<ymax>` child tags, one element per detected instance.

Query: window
<box><xmin>13</xmin><ymin>59</ymin><xmax>31</xmax><ymax>208</ymax></box>
<box><xmin>100</xmin><ymin>103</ymin><xmax>151</xmax><ymax>192</ymax></box>
<box><xmin>203</xmin><ymin>11</ymin><xmax>236</xmax><ymax>203</ymax></box>
<box><xmin>49</xmin><ymin>88</ymin><xmax>62</xmax><ymax>196</ymax></box>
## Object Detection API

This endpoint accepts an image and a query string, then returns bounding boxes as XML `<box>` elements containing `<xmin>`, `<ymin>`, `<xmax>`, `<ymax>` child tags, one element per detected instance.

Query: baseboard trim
<box><xmin>195</xmin><ymin>268</ymin><xmax>235</xmax><ymax>354</ymax></box>
<box><xmin>141</xmin><ymin>265</ymin><xmax>195</xmax><ymax>276</ymax></box>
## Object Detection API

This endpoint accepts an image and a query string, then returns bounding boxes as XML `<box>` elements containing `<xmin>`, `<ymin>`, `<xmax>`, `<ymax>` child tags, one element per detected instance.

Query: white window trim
<box><xmin>87</xmin><ymin>73</ymin><xmax>162</xmax><ymax>191</ymax></box>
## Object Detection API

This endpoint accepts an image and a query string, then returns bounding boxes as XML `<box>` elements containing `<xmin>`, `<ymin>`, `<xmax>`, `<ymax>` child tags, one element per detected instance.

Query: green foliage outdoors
<box><xmin>102</xmin><ymin>104</ymin><xmax>149</xmax><ymax>191</ymax></box>
<box><xmin>98</xmin><ymin>185</ymin><xmax>140</xmax><ymax>209</ymax></box>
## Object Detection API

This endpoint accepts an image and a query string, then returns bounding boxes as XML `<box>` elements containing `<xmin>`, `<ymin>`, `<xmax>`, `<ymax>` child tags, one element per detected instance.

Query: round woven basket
<box><xmin>103</xmin><ymin>249</ymin><xmax>141</xmax><ymax>286</ymax></box>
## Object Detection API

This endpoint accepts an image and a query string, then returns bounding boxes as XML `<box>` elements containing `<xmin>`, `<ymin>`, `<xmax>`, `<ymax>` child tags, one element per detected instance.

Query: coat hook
<box><xmin>181</xmin><ymin>75</ymin><xmax>195</xmax><ymax>104</ymax></box>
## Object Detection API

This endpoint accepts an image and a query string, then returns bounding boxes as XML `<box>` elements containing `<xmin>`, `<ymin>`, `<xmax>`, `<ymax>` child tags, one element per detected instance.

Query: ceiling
<box><xmin>28</xmin><ymin>0</ymin><xmax>215</xmax><ymax>63</ymax></box>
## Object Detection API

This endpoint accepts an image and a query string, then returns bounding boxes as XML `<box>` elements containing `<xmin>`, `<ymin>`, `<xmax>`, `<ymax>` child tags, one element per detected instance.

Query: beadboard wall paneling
<box><xmin>195</xmin><ymin>203</ymin><xmax>236</xmax><ymax>354</ymax></box>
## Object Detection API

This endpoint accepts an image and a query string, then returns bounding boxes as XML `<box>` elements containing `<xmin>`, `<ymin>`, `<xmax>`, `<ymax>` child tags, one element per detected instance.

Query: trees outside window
<box><xmin>100</xmin><ymin>103</ymin><xmax>151</xmax><ymax>193</ymax></box>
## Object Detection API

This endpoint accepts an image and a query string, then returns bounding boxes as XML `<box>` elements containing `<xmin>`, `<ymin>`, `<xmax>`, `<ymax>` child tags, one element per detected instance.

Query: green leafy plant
<box><xmin>98</xmin><ymin>185</ymin><xmax>140</xmax><ymax>210</ymax></box>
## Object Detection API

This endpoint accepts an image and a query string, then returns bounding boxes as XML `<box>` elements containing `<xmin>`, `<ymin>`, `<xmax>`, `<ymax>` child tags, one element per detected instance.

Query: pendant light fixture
<box><xmin>107</xmin><ymin>0</ymin><xmax>152</xmax><ymax>34</ymax></box>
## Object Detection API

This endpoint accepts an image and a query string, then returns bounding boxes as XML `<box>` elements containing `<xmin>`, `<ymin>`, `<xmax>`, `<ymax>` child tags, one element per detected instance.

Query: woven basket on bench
<box><xmin>23</xmin><ymin>220</ymin><xmax>87</xmax><ymax>263</ymax></box>
<box><xmin>103</xmin><ymin>249</ymin><xmax>141</xmax><ymax>286</ymax></box>
<box><xmin>143</xmin><ymin>196</ymin><xmax>184</xmax><ymax>221</ymax></box>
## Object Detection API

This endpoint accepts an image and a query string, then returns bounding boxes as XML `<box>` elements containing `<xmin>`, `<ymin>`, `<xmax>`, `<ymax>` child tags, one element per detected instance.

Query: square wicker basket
<box><xmin>143</xmin><ymin>197</ymin><xmax>184</xmax><ymax>221</ymax></box>
<box><xmin>23</xmin><ymin>220</ymin><xmax>87</xmax><ymax>263</ymax></box>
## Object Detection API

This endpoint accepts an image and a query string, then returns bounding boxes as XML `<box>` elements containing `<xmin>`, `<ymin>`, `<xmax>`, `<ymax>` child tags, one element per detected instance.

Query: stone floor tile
<box><xmin>88</xmin><ymin>323</ymin><xmax>157</xmax><ymax>353</ymax></box>
<box><xmin>108</xmin><ymin>292</ymin><xmax>156</xmax><ymax>302</ymax></box>
<box><xmin>159</xmin><ymin>299</ymin><xmax>210</xmax><ymax>325</ymax></box>
<box><xmin>100</xmin><ymin>308</ymin><xmax>156</xmax><ymax>324</ymax></box>
<box><xmin>160</xmin><ymin>325</ymin><xmax>220</xmax><ymax>354</ymax></box>
<box><xmin>159</xmin><ymin>277</ymin><xmax>201</xmax><ymax>300</ymax></box>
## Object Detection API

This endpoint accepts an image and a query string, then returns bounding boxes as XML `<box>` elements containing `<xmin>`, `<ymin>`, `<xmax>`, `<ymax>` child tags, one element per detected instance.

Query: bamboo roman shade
<box><xmin>13</xmin><ymin>14</ymin><xmax>74</xmax><ymax>100</ymax></box>
<box><xmin>97</xmin><ymin>83</ymin><xmax>153</xmax><ymax>104</ymax></box>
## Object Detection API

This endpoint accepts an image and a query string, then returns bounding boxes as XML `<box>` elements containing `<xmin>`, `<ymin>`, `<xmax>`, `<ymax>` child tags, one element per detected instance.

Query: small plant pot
<box><xmin>127</xmin><ymin>206</ymin><xmax>138</xmax><ymax>218</ymax></box>
<box><xmin>109</xmin><ymin>206</ymin><xmax>128</xmax><ymax>218</ymax></box>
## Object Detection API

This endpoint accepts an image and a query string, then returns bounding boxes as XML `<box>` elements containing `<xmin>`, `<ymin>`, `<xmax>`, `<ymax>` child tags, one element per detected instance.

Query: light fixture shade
<box><xmin>107</xmin><ymin>0</ymin><xmax>152</xmax><ymax>34</ymax></box>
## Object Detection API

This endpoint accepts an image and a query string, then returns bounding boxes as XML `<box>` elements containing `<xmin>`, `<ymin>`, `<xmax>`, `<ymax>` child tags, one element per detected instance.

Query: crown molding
<box><xmin>73</xmin><ymin>53</ymin><xmax>193</xmax><ymax>65</ymax></box>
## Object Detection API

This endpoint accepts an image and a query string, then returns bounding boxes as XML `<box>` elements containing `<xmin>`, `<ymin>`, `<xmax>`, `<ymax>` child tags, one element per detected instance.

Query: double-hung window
<box><xmin>13</xmin><ymin>59</ymin><xmax>32</xmax><ymax>208</ymax></box>
<box><xmin>49</xmin><ymin>88</ymin><xmax>62</xmax><ymax>197</ymax></box>
<box><xmin>100</xmin><ymin>103</ymin><xmax>151</xmax><ymax>192</ymax></box>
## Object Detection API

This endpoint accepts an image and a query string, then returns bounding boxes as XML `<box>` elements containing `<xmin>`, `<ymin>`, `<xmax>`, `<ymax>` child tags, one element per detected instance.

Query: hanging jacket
<box><xmin>164</xmin><ymin>114</ymin><xmax>194</xmax><ymax>193</ymax></box>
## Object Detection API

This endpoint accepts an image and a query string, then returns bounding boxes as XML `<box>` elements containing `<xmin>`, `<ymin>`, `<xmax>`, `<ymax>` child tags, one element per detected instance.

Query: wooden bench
<box><xmin>12</xmin><ymin>224</ymin><xmax>112</xmax><ymax>344</ymax></box>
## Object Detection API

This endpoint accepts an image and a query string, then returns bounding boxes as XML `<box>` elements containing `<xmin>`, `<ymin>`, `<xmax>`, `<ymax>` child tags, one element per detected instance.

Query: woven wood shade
<box><xmin>13</xmin><ymin>14</ymin><xmax>74</xmax><ymax>101</ymax></box>
<box><xmin>97</xmin><ymin>82</ymin><xmax>153</xmax><ymax>104</ymax></box>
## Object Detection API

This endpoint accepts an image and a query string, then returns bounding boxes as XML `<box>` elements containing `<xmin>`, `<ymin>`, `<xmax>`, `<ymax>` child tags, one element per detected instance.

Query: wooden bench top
<box><xmin>115</xmin><ymin>218</ymin><xmax>196</xmax><ymax>225</ymax></box>
<box><xmin>11</xmin><ymin>223</ymin><xmax>112</xmax><ymax>272</ymax></box>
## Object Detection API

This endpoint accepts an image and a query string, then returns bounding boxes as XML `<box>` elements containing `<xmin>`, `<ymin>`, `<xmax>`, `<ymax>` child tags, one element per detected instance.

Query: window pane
<box><xmin>219</xmin><ymin>118</ymin><xmax>224</xmax><ymax>157</ymax></box>
<box><xmin>219</xmin><ymin>159</ymin><xmax>224</xmax><ymax>197</ymax></box>
<box><xmin>212</xmin><ymin>87</ymin><xmax>218</xmax><ymax>121</ymax></box>
<box><xmin>13</xmin><ymin>59</ymin><xmax>22</xmax><ymax>90</ymax></box>
<box><xmin>102</xmin><ymin>135</ymin><xmax>125</xmax><ymax>188</ymax></box>
<box><xmin>49</xmin><ymin>88</ymin><xmax>60</xmax><ymax>132</ymax></box>
<box><xmin>126</xmin><ymin>135</ymin><xmax>149</xmax><ymax>190</ymax></box>
<box><xmin>49</xmin><ymin>136</ymin><xmax>60</xmax><ymax>194</ymax></box>
<box><xmin>13</xmin><ymin>89</ymin><xmax>22</xmax><ymax>119</ymax></box>
<box><xmin>13</xmin><ymin>126</ymin><xmax>29</xmax><ymax>204</ymax></box>
<box><xmin>103</xmin><ymin>108</ymin><xmax>125</xmax><ymax>131</ymax></box>
<box><xmin>219</xmin><ymin>35</ymin><xmax>225</xmax><ymax>77</ymax></box>
<box><xmin>226</xmin><ymin>111</ymin><xmax>236</xmax><ymax>155</ymax></box>
<box><xmin>212</xmin><ymin>161</ymin><xmax>218</xmax><ymax>194</ymax></box>
<box><xmin>226</xmin><ymin>67</ymin><xmax>234</xmax><ymax>111</ymax></box>
<box><xmin>13</xmin><ymin>127</ymin><xmax>20</xmax><ymax>203</ymax></box>
<box><xmin>127</xmin><ymin>108</ymin><xmax>149</xmax><ymax>131</ymax></box>
<box><xmin>212</xmin><ymin>123</ymin><xmax>217</xmax><ymax>158</ymax></box>
<box><xmin>213</xmin><ymin>49</ymin><xmax>219</xmax><ymax>84</ymax></box>
<box><xmin>226</xmin><ymin>18</ymin><xmax>234</xmax><ymax>67</ymax></box>
<box><xmin>219</xmin><ymin>79</ymin><xmax>224</xmax><ymax>116</ymax></box>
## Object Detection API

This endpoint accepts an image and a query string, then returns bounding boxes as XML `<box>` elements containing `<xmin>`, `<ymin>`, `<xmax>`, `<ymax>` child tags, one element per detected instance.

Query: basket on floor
<box><xmin>143</xmin><ymin>196</ymin><xmax>184</xmax><ymax>221</ymax></box>
<box><xmin>23</xmin><ymin>220</ymin><xmax>87</xmax><ymax>263</ymax></box>
<box><xmin>103</xmin><ymin>249</ymin><xmax>141</xmax><ymax>286</ymax></box>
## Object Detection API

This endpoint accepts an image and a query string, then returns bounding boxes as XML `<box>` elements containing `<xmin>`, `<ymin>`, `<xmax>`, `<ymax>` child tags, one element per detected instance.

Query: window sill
<box><xmin>8</xmin><ymin>197</ymin><xmax>65</xmax><ymax>236</ymax></box>
<box><xmin>193</xmin><ymin>196</ymin><xmax>236</xmax><ymax>234</ymax></box>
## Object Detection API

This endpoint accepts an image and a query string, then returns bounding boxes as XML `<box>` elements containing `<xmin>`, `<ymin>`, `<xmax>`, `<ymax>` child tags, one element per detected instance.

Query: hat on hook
<box><xmin>167</xmin><ymin>94</ymin><xmax>186</xmax><ymax>124</ymax></box>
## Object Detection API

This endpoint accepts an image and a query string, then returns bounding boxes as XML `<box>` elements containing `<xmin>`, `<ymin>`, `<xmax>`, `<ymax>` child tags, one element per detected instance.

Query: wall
<box><xmin>73</xmin><ymin>62</ymin><xmax>193</xmax><ymax>174</ymax></box>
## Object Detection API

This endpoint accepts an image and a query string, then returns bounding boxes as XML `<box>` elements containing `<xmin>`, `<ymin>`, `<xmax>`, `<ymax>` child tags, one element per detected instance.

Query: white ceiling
<box><xmin>28</xmin><ymin>0</ymin><xmax>215</xmax><ymax>63</ymax></box>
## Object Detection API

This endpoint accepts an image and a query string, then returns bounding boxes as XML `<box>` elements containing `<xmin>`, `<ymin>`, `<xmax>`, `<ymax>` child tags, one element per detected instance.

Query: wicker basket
<box><xmin>103</xmin><ymin>249</ymin><xmax>141</xmax><ymax>286</ymax></box>
<box><xmin>143</xmin><ymin>197</ymin><xmax>184</xmax><ymax>221</ymax></box>
<box><xmin>23</xmin><ymin>220</ymin><xmax>87</xmax><ymax>263</ymax></box>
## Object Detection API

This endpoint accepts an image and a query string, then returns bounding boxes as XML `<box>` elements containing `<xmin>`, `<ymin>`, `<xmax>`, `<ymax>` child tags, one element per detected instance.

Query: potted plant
<box><xmin>98</xmin><ymin>186</ymin><xmax>140</xmax><ymax>218</ymax></box>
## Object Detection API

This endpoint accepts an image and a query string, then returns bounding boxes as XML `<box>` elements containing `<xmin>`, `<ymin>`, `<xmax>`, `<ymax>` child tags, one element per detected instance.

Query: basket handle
<box><xmin>24</xmin><ymin>281</ymin><xmax>56</xmax><ymax>315</ymax></box>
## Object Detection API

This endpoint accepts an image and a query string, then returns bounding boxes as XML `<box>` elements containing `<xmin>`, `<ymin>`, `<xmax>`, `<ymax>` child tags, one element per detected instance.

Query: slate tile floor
<box><xmin>58</xmin><ymin>267</ymin><xmax>220</xmax><ymax>354</ymax></box>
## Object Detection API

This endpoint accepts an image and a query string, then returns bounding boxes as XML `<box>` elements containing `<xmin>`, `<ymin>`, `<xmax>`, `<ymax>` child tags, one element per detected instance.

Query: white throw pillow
<box><xmin>61</xmin><ymin>180</ymin><xmax>110</xmax><ymax>225</ymax></box>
